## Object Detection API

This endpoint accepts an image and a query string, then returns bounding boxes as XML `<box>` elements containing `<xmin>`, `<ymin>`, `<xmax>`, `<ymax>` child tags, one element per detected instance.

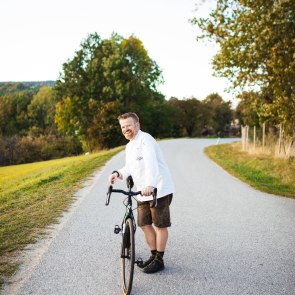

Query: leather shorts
<box><xmin>137</xmin><ymin>194</ymin><xmax>173</xmax><ymax>228</ymax></box>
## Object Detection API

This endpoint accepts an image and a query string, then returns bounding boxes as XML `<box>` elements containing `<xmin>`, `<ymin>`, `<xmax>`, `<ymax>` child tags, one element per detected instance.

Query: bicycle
<box><xmin>105</xmin><ymin>176</ymin><xmax>157</xmax><ymax>295</ymax></box>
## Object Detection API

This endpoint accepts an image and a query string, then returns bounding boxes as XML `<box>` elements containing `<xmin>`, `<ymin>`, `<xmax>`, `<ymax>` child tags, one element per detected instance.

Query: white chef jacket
<box><xmin>119</xmin><ymin>130</ymin><xmax>175</xmax><ymax>202</ymax></box>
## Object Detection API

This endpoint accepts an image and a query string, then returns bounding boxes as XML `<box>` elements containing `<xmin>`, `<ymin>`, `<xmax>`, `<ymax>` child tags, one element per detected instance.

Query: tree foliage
<box><xmin>191</xmin><ymin>0</ymin><xmax>295</xmax><ymax>131</ymax></box>
<box><xmin>0</xmin><ymin>85</ymin><xmax>235</xmax><ymax>165</ymax></box>
<box><xmin>54</xmin><ymin>33</ymin><xmax>164</xmax><ymax>150</ymax></box>
<box><xmin>0</xmin><ymin>92</ymin><xmax>32</xmax><ymax>136</ymax></box>
<box><xmin>167</xmin><ymin>95</ymin><xmax>233</xmax><ymax>137</ymax></box>
<box><xmin>0</xmin><ymin>84</ymin><xmax>57</xmax><ymax>137</ymax></box>
<box><xmin>0</xmin><ymin>84</ymin><xmax>82</xmax><ymax>166</ymax></box>
<box><xmin>235</xmin><ymin>91</ymin><xmax>260</xmax><ymax>126</ymax></box>
<box><xmin>203</xmin><ymin>93</ymin><xmax>233</xmax><ymax>135</ymax></box>
<box><xmin>27</xmin><ymin>86</ymin><xmax>56</xmax><ymax>136</ymax></box>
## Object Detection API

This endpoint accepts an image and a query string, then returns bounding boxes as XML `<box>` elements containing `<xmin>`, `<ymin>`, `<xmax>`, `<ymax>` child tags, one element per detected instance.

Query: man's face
<box><xmin>119</xmin><ymin>117</ymin><xmax>140</xmax><ymax>140</ymax></box>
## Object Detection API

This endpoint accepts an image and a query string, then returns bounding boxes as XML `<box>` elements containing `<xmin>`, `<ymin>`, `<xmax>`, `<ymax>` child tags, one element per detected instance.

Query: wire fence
<box><xmin>241</xmin><ymin>123</ymin><xmax>295</xmax><ymax>159</ymax></box>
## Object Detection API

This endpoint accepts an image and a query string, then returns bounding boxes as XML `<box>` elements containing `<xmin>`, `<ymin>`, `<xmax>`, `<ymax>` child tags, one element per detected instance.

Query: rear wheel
<box><xmin>121</xmin><ymin>218</ymin><xmax>135</xmax><ymax>295</ymax></box>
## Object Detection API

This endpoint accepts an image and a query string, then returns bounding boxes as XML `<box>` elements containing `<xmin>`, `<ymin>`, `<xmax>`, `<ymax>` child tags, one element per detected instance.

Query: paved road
<box><xmin>4</xmin><ymin>138</ymin><xmax>295</xmax><ymax>295</ymax></box>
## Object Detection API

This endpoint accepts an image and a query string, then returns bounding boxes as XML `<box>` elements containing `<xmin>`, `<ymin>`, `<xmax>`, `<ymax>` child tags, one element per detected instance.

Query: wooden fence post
<box><xmin>246</xmin><ymin>125</ymin><xmax>249</xmax><ymax>151</ymax></box>
<box><xmin>241</xmin><ymin>126</ymin><xmax>246</xmax><ymax>151</ymax></box>
<box><xmin>241</xmin><ymin>126</ymin><xmax>244</xmax><ymax>150</ymax></box>
<box><xmin>279</xmin><ymin>123</ymin><xmax>282</xmax><ymax>155</ymax></box>
<box><xmin>262</xmin><ymin>122</ymin><xmax>266</xmax><ymax>151</ymax></box>
<box><xmin>279</xmin><ymin>123</ymin><xmax>286</xmax><ymax>156</ymax></box>
<box><xmin>253</xmin><ymin>125</ymin><xmax>256</xmax><ymax>151</ymax></box>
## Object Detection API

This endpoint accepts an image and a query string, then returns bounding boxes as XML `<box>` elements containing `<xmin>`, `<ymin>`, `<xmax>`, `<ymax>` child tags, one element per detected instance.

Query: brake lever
<box><xmin>150</xmin><ymin>188</ymin><xmax>157</xmax><ymax>208</ymax></box>
<box><xmin>105</xmin><ymin>185</ymin><xmax>112</xmax><ymax>206</ymax></box>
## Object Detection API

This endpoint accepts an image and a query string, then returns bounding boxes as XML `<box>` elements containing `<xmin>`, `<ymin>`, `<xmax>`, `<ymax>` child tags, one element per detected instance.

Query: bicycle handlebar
<box><xmin>105</xmin><ymin>185</ymin><xmax>157</xmax><ymax>208</ymax></box>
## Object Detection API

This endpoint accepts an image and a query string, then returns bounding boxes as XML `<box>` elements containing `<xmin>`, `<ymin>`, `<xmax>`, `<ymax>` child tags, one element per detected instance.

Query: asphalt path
<box><xmin>4</xmin><ymin>138</ymin><xmax>295</xmax><ymax>295</ymax></box>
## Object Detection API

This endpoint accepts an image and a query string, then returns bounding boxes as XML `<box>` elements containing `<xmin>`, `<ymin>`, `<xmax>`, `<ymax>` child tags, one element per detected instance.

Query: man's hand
<box><xmin>141</xmin><ymin>186</ymin><xmax>154</xmax><ymax>196</ymax></box>
<box><xmin>108</xmin><ymin>171</ymin><xmax>120</xmax><ymax>184</ymax></box>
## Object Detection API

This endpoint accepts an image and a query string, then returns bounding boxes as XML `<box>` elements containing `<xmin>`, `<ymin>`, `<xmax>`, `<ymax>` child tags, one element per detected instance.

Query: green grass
<box><xmin>205</xmin><ymin>142</ymin><xmax>295</xmax><ymax>198</ymax></box>
<box><xmin>0</xmin><ymin>147</ymin><xmax>123</xmax><ymax>288</ymax></box>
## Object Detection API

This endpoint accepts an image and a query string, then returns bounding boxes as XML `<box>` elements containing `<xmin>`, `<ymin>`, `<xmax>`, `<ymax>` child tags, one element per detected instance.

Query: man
<box><xmin>108</xmin><ymin>112</ymin><xmax>175</xmax><ymax>274</ymax></box>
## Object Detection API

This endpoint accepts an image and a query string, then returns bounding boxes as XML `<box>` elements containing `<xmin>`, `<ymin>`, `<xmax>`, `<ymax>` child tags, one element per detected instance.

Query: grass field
<box><xmin>0</xmin><ymin>147</ymin><xmax>123</xmax><ymax>287</ymax></box>
<box><xmin>205</xmin><ymin>141</ymin><xmax>295</xmax><ymax>199</ymax></box>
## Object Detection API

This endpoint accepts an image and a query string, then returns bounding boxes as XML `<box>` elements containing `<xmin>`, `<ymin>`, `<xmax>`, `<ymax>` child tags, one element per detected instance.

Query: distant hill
<box><xmin>0</xmin><ymin>81</ymin><xmax>55</xmax><ymax>96</ymax></box>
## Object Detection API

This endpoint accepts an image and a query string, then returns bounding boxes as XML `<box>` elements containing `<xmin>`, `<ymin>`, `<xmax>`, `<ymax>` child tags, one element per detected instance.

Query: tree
<box><xmin>27</xmin><ymin>86</ymin><xmax>56</xmax><ymax>136</ymax></box>
<box><xmin>55</xmin><ymin>33</ymin><xmax>164</xmax><ymax>150</ymax></box>
<box><xmin>88</xmin><ymin>100</ymin><xmax>124</xmax><ymax>149</ymax></box>
<box><xmin>203</xmin><ymin>93</ymin><xmax>233</xmax><ymax>136</ymax></box>
<box><xmin>137</xmin><ymin>100</ymin><xmax>177</xmax><ymax>138</ymax></box>
<box><xmin>235</xmin><ymin>92</ymin><xmax>260</xmax><ymax>126</ymax></box>
<box><xmin>191</xmin><ymin>0</ymin><xmax>295</xmax><ymax>133</ymax></box>
<box><xmin>0</xmin><ymin>92</ymin><xmax>32</xmax><ymax>136</ymax></box>
<box><xmin>168</xmin><ymin>97</ymin><xmax>212</xmax><ymax>137</ymax></box>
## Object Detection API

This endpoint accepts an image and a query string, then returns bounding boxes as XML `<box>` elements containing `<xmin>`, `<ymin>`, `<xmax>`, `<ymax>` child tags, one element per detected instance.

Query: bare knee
<box><xmin>154</xmin><ymin>226</ymin><xmax>168</xmax><ymax>233</ymax></box>
<box><xmin>141</xmin><ymin>224</ymin><xmax>154</xmax><ymax>232</ymax></box>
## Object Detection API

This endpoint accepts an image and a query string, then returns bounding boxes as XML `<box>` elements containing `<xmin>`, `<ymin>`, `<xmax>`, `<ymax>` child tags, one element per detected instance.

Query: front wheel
<box><xmin>121</xmin><ymin>218</ymin><xmax>135</xmax><ymax>295</ymax></box>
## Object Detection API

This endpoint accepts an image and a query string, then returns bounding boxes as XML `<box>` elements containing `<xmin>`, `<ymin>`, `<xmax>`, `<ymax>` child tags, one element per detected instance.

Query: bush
<box><xmin>0</xmin><ymin>135</ymin><xmax>83</xmax><ymax>166</ymax></box>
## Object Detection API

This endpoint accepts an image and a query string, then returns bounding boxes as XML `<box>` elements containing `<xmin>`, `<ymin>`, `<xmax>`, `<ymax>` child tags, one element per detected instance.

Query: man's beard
<box><xmin>124</xmin><ymin>130</ymin><xmax>134</xmax><ymax>140</ymax></box>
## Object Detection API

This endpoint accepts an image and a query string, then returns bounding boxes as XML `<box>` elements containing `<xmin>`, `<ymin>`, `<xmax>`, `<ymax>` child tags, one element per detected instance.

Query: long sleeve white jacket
<box><xmin>119</xmin><ymin>130</ymin><xmax>175</xmax><ymax>202</ymax></box>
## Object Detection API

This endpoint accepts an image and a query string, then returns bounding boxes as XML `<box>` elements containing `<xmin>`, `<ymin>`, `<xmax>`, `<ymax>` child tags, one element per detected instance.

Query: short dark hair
<box><xmin>117</xmin><ymin>112</ymin><xmax>139</xmax><ymax>123</ymax></box>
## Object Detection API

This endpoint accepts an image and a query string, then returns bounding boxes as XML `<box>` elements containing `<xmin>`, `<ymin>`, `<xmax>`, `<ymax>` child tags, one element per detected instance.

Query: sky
<box><xmin>0</xmin><ymin>0</ymin><xmax>235</xmax><ymax>104</ymax></box>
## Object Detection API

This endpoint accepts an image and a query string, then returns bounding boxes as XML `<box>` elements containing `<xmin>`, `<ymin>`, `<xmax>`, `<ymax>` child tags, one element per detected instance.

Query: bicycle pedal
<box><xmin>135</xmin><ymin>258</ymin><xmax>143</xmax><ymax>267</ymax></box>
<box><xmin>114</xmin><ymin>225</ymin><xmax>121</xmax><ymax>234</ymax></box>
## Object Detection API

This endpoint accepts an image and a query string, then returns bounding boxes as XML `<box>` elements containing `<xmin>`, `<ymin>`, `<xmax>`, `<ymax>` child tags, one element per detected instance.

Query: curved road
<box><xmin>4</xmin><ymin>139</ymin><xmax>295</xmax><ymax>295</ymax></box>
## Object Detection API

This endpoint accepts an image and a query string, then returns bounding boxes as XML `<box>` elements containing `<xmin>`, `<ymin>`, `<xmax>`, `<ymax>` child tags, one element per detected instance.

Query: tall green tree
<box><xmin>191</xmin><ymin>0</ymin><xmax>295</xmax><ymax>133</ymax></box>
<box><xmin>0</xmin><ymin>92</ymin><xmax>32</xmax><ymax>136</ymax></box>
<box><xmin>138</xmin><ymin>100</ymin><xmax>177</xmax><ymax>138</ymax></box>
<box><xmin>55</xmin><ymin>33</ymin><xmax>163</xmax><ymax>150</ymax></box>
<box><xmin>235</xmin><ymin>91</ymin><xmax>260</xmax><ymax>126</ymax></box>
<box><xmin>168</xmin><ymin>97</ymin><xmax>212</xmax><ymax>137</ymax></box>
<box><xmin>27</xmin><ymin>86</ymin><xmax>56</xmax><ymax>136</ymax></box>
<box><xmin>203</xmin><ymin>93</ymin><xmax>233</xmax><ymax>135</ymax></box>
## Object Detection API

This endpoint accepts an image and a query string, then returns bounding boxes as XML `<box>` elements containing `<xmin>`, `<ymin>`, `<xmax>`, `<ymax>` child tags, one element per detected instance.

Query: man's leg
<box><xmin>155</xmin><ymin>226</ymin><xmax>168</xmax><ymax>252</ymax></box>
<box><xmin>141</xmin><ymin>224</ymin><xmax>156</xmax><ymax>250</ymax></box>
<box><xmin>139</xmin><ymin>195</ymin><xmax>172</xmax><ymax>273</ymax></box>
<box><xmin>141</xmin><ymin>228</ymin><xmax>166</xmax><ymax>273</ymax></box>
<box><xmin>140</xmin><ymin>225</ymin><xmax>168</xmax><ymax>251</ymax></box>
<box><xmin>140</xmin><ymin>225</ymin><xmax>167</xmax><ymax>273</ymax></box>
<box><xmin>138</xmin><ymin>225</ymin><xmax>157</xmax><ymax>268</ymax></box>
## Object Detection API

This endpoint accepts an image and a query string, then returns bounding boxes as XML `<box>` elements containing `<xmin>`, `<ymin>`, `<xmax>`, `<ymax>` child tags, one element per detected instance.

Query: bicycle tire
<box><xmin>121</xmin><ymin>218</ymin><xmax>135</xmax><ymax>295</ymax></box>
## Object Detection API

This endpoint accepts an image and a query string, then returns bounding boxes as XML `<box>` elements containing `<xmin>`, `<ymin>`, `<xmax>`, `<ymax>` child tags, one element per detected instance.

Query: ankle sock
<box><xmin>156</xmin><ymin>251</ymin><xmax>164</xmax><ymax>260</ymax></box>
<box><xmin>151</xmin><ymin>250</ymin><xmax>157</xmax><ymax>256</ymax></box>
